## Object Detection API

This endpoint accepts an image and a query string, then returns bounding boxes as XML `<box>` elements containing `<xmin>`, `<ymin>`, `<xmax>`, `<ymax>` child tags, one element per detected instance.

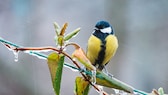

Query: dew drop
<box><xmin>91</xmin><ymin>70</ymin><xmax>96</xmax><ymax>84</ymax></box>
<box><xmin>72</xmin><ymin>58</ymin><xmax>76</xmax><ymax>61</ymax></box>
<box><xmin>119</xmin><ymin>91</ymin><xmax>128</xmax><ymax>95</ymax></box>
<box><xmin>113</xmin><ymin>89</ymin><xmax>120</xmax><ymax>94</ymax></box>
<box><xmin>99</xmin><ymin>91</ymin><xmax>103</xmax><ymax>95</ymax></box>
<box><xmin>133</xmin><ymin>91</ymin><xmax>138</xmax><ymax>95</ymax></box>
<box><xmin>63</xmin><ymin>47</ymin><xmax>66</xmax><ymax>51</ymax></box>
<box><xmin>99</xmin><ymin>86</ymin><xmax>103</xmax><ymax>95</ymax></box>
<box><xmin>1</xmin><ymin>43</ymin><xmax>19</xmax><ymax>62</ymax></box>
<box><xmin>96</xmin><ymin>85</ymin><xmax>103</xmax><ymax>95</ymax></box>
<box><xmin>56</xmin><ymin>45</ymin><xmax>61</xmax><ymax>49</ymax></box>
<box><xmin>113</xmin><ymin>89</ymin><xmax>129</xmax><ymax>95</ymax></box>
<box><xmin>13</xmin><ymin>50</ymin><xmax>19</xmax><ymax>62</ymax></box>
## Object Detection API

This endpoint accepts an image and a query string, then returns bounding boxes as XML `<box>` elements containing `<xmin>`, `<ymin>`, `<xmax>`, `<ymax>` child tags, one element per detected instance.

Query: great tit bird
<box><xmin>87</xmin><ymin>21</ymin><xmax>118</xmax><ymax>71</ymax></box>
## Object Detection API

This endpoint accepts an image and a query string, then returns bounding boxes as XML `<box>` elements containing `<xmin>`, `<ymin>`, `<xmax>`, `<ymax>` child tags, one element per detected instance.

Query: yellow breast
<box><xmin>87</xmin><ymin>35</ymin><xmax>101</xmax><ymax>64</ymax></box>
<box><xmin>87</xmin><ymin>34</ymin><xmax>118</xmax><ymax>66</ymax></box>
<box><xmin>103</xmin><ymin>35</ymin><xmax>118</xmax><ymax>65</ymax></box>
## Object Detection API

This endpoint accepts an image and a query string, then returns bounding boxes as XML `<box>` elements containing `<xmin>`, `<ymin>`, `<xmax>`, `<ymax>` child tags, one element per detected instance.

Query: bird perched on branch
<box><xmin>87</xmin><ymin>21</ymin><xmax>118</xmax><ymax>71</ymax></box>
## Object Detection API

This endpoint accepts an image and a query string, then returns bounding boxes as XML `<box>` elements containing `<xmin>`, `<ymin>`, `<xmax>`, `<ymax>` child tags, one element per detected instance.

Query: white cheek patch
<box><xmin>100</xmin><ymin>27</ymin><xmax>112</xmax><ymax>34</ymax></box>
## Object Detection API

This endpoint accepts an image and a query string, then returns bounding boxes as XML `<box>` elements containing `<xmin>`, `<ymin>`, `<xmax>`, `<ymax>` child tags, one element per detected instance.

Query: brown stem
<box><xmin>14</xmin><ymin>46</ymin><xmax>108</xmax><ymax>95</ymax></box>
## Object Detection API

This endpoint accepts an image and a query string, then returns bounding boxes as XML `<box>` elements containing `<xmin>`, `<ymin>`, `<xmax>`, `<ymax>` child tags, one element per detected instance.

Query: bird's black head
<box><xmin>93</xmin><ymin>21</ymin><xmax>114</xmax><ymax>41</ymax></box>
<box><xmin>95</xmin><ymin>21</ymin><xmax>110</xmax><ymax>29</ymax></box>
<box><xmin>94</xmin><ymin>20</ymin><xmax>114</xmax><ymax>34</ymax></box>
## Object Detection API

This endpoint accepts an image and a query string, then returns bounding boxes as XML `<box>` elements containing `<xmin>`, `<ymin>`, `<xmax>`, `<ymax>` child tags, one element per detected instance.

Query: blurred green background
<box><xmin>0</xmin><ymin>0</ymin><xmax>168</xmax><ymax>95</ymax></box>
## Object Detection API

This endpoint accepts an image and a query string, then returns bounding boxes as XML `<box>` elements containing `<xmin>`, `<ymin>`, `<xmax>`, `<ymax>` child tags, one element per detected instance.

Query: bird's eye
<box><xmin>94</xmin><ymin>29</ymin><xmax>98</xmax><ymax>31</ymax></box>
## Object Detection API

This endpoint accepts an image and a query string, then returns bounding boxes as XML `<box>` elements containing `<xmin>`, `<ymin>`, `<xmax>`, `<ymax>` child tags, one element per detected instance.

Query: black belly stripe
<box><xmin>93</xmin><ymin>29</ymin><xmax>109</xmax><ymax>70</ymax></box>
<box><xmin>94</xmin><ymin>40</ymin><xmax>106</xmax><ymax>70</ymax></box>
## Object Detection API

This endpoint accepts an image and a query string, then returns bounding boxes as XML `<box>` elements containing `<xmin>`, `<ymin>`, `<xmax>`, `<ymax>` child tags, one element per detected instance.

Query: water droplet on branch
<box><xmin>2</xmin><ymin>43</ymin><xmax>19</xmax><ymax>62</ymax></box>
<box><xmin>13</xmin><ymin>50</ymin><xmax>19</xmax><ymax>62</ymax></box>
<box><xmin>91</xmin><ymin>70</ymin><xmax>96</xmax><ymax>84</ymax></box>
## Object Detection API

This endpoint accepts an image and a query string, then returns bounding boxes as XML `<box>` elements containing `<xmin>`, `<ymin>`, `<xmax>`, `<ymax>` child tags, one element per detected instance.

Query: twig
<box><xmin>15</xmin><ymin>47</ymin><xmax>108</xmax><ymax>95</ymax></box>
<box><xmin>0</xmin><ymin>37</ymin><xmax>108</xmax><ymax>95</ymax></box>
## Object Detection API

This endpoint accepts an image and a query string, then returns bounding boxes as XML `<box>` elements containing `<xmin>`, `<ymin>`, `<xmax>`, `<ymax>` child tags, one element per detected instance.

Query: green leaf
<box><xmin>53</xmin><ymin>22</ymin><xmax>61</xmax><ymax>36</ymax></box>
<box><xmin>47</xmin><ymin>52</ymin><xmax>65</xmax><ymax>95</ymax></box>
<box><xmin>74</xmin><ymin>77</ymin><xmax>90</xmax><ymax>95</ymax></box>
<box><xmin>64</xmin><ymin>28</ymin><xmax>80</xmax><ymax>41</ymax></box>
<box><xmin>96</xmin><ymin>71</ymin><xmax>134</xmax><ymax>93</ymax></box>
<box><xmin>158</xmin><ymin>87</ymin><xmax>164</xmax><ymax>95</ymax></box>
<box><xmin>57</xmin><ymin>36</ymin><xmax>64</xmax><ymax>46</ymax></box>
